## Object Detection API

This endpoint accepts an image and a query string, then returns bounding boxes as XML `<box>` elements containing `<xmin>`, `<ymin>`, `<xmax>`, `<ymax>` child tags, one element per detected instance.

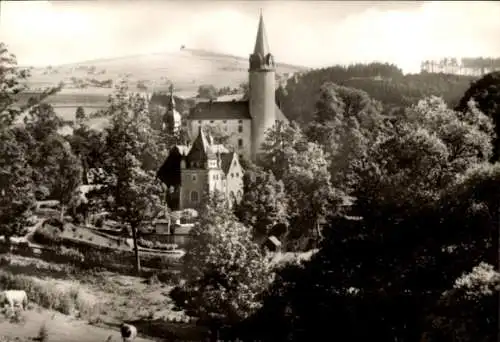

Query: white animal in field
<box><xmin>0</xmin><ymin>290</ymin><xmax>28</xmax><ymax>310</ymax></box>
<box><xmin>120</xmin><ymin>323</ymin><xmax>137</xmax><ymax>342</ymax></box>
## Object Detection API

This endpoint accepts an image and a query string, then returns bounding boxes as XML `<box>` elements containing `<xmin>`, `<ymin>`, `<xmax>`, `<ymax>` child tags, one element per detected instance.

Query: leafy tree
<box><xmin>23</xmin><ymin>103</ymin><xmax>64</xmax><ymax>142</ymax></box>
<box><xmin>197</xmin><ymin>84</ymin><xmax>218</xmax><ymax>100</ymax></box>
<box><xmin>234</xmin><ymin>167</ymin><xmax>288</xmax><ymax>240</ymax></box>
<box><xmin>46</xmin><ymin>137</ymin><xmax>83</xmax><ymax>221</ymax></box>
<box><xmin>75</xmin><ymin>106</ymin><xmax>86</xmax><ymax>124</ymax></box>
<box><xmin>172</xmin><ymin>192</ymin><xmax>272</xmax><ymax>335</ymax></box>
<box><xmin>203</xmin><ymin>125</ymin><xmax>232</xmax><ymax>148</ymax></box>
<box><xmin>260</xmin><ymin>121</ymin><xmax>347</xmax><ymax>250</ymax></box>
<box><xmin>426</xmin><ymin>262</ymin><xmax>500</xmax><ymax>342</ymax></box>
<box><xmin>66</xmin><ymin>125</ymin><xmax>105</xmax><ymax>184</ymax></box>
<box><xmin>456</xmin><ymin>71</ymin><xmax>500</xmax><ymax>161</ymax></box>
<box><xmin>0</xmin><ymin>43</ymin><xmax>63</xmax><ymax>127</ymax></box>
<box><xmin>259</xmin><ymin>120</ymin><xmax>305</xmax><ymax>181</ymax></box>
<box><xmin>90</xmin><ymin>81</ymin><xmax>165</xmax><ymax>273</ymax></box>
<box><xmin>0</xmin><ymin>129</ymin><xmax>36</xmax><ymax>237</ymax></box>
<box><xmin>306</xmin><ymin>83</ymin><xmax>387</xmax><ymax>193</ymax></box>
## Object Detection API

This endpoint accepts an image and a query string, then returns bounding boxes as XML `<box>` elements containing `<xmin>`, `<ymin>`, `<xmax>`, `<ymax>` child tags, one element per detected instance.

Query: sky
<box><xmin>1</xmin><ymin>1</ymin><xmax>499</xmax><ymax>74</ymax></box>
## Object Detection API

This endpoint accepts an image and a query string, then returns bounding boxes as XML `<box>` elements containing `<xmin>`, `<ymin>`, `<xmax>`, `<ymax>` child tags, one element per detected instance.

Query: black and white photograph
<box><xmin>0</xmin><ymin>0</ymin><xmax>499</xmax><ymax>341</ymax></box>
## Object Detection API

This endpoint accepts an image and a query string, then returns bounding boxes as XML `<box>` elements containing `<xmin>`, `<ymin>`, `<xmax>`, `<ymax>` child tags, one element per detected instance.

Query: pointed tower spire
<box><xmin>253</xmin><ymin>10</ymin><xmax>270</xmax><ymax>57</ymax></box>
<box><xmin>167</xmin><ymin>84</ymin><xmax>175</xmax><ymax>111</ymax></box>
<box><xmin>249</xmin><ymin>10</ymin><xmax>275</xmax><ymax>72</ymax></box>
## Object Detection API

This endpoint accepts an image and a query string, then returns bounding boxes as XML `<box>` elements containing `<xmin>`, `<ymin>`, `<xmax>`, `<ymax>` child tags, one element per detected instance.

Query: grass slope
<box><xmin>26</xmin><ymin>48</ymin><xmax>306</xmax><ymax>101</ymax></box>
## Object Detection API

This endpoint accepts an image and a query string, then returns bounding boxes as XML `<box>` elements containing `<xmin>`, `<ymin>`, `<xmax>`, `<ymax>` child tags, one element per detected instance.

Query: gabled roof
<box><xmin>187</xmin><ymin>126</ymin><xmax>211</xmax><ymax>163</ymax></box>
<box><xmin>188</xmin><ymin>101</ymin><xmax>251</xmax><ymax>120</ymax></box>
<box><xmin>220</xmin><ymin>152</ymin><xmax>237</xmax><ymax>175</ymax></box>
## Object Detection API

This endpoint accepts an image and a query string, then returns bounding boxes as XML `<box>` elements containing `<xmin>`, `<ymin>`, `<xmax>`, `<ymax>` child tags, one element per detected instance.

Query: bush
<box><xmin>0</xmin><ymin>270</ymin><xmax>101</xmax><ymax>319</ymax></box>
<box><xmin>32</xmin><ymin>224</ymin><xmax>63</xmax><ymax>247</ymax></box>
<box><xmin>138</xmin><ymin>238</ymin><xmax>178</xmax><ymax>251</ymax></box>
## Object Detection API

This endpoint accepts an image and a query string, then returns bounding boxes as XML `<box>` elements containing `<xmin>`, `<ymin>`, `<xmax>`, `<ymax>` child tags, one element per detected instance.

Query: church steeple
<box><xmin>167</xmin><ymin>84</ymin><xmax>175</xmax><ymax>111</ymax></box>
<box><xmin>249</xmin><ymin>11</ymin><xmax>275</xmax><ymax>71</ymax></box>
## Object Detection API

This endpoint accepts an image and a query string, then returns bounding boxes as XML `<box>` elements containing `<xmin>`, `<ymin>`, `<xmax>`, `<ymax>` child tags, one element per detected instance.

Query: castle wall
<box><xmin>188</xmin><ymin>119</ymin><xmax>252</xmax><ymax>159</ymax></box>
<box><xmin>179</xmin><ymin>169</ymin><xmax>208</xmax><ymax>210</ymax></box>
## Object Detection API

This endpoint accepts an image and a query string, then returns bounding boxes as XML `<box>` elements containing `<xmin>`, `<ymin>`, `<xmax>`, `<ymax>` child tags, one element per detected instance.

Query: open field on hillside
<box><xmin>25</xmin><ymin>48</ymin><xmax>305</xmax><ymax>98</ymax></box>
<box><xmin>0</xmin><ymin>254</ymin><xmax>203</xmax><ymax>341</ymax></box>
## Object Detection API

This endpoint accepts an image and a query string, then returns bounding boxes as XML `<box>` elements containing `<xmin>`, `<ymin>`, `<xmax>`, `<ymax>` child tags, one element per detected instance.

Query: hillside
<box><xmin>280</xmin><ymin>63</ymin><xmax>479</xmax><ymax>123</ymax></box>
<box><xmin>23</xmin><ymin>48</ymin><xmax>306</xmax><ymax>119</ymax></box>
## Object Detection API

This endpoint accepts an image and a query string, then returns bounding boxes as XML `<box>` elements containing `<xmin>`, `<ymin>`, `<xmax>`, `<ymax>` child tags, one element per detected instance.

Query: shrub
<box><xmin>138</xmin><ymin>238</ymin><xmax>178</xmax><ymax>251</ymax></box>
<box><xmin>33</xmin><ymin>222</ymin><xmax>63</xmax><ymax>247</ymax></box>
<box><xmin>0</xmin><ymin>270</ymin><xmax>101</xmax><ymax>319</ymax></box>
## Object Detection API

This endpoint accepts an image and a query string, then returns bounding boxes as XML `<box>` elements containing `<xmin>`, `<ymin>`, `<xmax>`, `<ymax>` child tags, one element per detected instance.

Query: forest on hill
<box><xmin>279</xmin><ymin>62</ymin><xmax>477</xmax><ymax>123</ymax></box>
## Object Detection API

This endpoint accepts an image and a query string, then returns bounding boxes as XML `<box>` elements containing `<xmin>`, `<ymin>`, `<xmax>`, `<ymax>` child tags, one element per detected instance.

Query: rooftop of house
<box><xmin>187</xmin><ymin>100</ymin><xmax>288</xmax><ymax>122</ymax></box>
<box><xmin>188</xmin><ymin>100</ymin><xmax>251</xmax><ymax>120</ymax></box>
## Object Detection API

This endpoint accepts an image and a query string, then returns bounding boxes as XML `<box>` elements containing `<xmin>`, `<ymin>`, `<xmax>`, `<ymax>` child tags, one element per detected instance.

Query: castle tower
<box><xmin>249</xmin><ymin>11</ymin><xmax>276</xmax><ymax>161</ymax></box>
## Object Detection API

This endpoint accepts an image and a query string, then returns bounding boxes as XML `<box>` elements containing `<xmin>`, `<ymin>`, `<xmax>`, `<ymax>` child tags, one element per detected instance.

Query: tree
<box><xmin>260</xmin><ymin>121</ymin><xmax>348</xmax><ymax>250</ymax></box>
<box><xmin>234</xmin><ymin>167</ymin><xmax>288</xmax><ymax>240</ymax></box>
<box><xmin>47</xmin><ymin>137</ymin><xmax>83</xmax><ymax>221</ymax></box>
<box><xmin>75</xmin><ymin>106</ymin><xmax>86</xmax><ymax>124</ymax></box>
<box><xmin>306</xmin><ymin>83</ymin><xmax>386</xmax><ymax>193</ymax></box>
<box><xmin>23</xmin><ymin>103</ymin><xmax>64</xmax><ymax>142</ymax></box>
<box><xmin>91</xmin><ymin>81</ymin><xmax>164</xmax><ymax>273</ymax></box>
<box><xmin>0</xmin><ymin>129</ymin><xmax>36</xmax><ymax>237</ymax></box>
<box><xmin>426</xmin><ymin>263</ymin><xmax>500</xmax><ymax>342</ymax></box>
<box><xmin>66</xmin><ymin>125</ymin><xmax>105</xmax><ymax>184</ymax></box>
<box><xmin>172</xmin><ymin>192</ymin><xmax>272</xmax><ymax>337</ymax></box>
<box><xmin>0</xmin><ymin>43</ymin><xmax>63</xmax><ymax>127</ymax></box>
<box><xmin>197</xmin><ymin>84</ymin><xmax>218</xmax><ymax>100</ymax></box>
<box><xmin>456</xmin><ymin>71</ymin><xmax>500</xmax><ymax>161</ymax></box>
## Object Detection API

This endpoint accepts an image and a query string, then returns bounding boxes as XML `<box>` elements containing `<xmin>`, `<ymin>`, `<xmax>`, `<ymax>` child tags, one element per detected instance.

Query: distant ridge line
<box><xmin>23</xmin><ymin>48</ymin><xmax>309</xmax><ymax>71</ymax></box>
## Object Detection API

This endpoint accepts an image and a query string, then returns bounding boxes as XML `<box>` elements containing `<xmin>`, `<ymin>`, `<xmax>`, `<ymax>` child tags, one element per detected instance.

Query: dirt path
<box><xmin>0</xmin><ymin>309</ymin><xmax>157</xmax><ymax>342</ymax></box>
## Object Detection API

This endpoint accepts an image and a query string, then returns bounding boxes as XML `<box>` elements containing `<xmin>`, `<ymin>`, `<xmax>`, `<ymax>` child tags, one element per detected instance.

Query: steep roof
<box><xmin>220</xmin><ymin>152</ymin><xmax>236</xmax><ymax>174</ymax></box>
<box><xmin>187</xmin><ymin>126</ymin><xmax>211</xmax><ymax>163</ymax></box>
<box><xmin>253</xmin><ymin>12</ymin><xmax>271</xmax><ymax>57</ymax></box>
<box><xmin>188</xmin><ymin>101</ymin><xmax>251</xmax><ymax>120</ymax></box>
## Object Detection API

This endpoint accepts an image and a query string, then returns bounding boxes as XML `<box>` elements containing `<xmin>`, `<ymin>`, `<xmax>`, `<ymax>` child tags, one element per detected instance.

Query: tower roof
<box><xmin>253</xmin><ymin>12</ymin><xmax>270</xmax><ymax>57</ymax></box>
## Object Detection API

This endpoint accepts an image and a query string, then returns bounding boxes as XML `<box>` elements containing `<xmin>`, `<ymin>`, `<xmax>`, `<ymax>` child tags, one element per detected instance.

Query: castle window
<box><xmin>238</xmin><ymin>125</ymin><xmax>243</xmax><ymax>133</ymax></box>
<box><xmin>192</xmin><ymin>175</ymin><xmax>197</xmax><ymax>181</ymax></box>
<box><xmin>236</xmin><ymin>173</ymin><xmax>239</xmax><ymax>177</ymax></box>
<box><xmin>238</xmin><ymin>139</ymin><xmax>243</xmax><ymax>148</ymax></box>
<box><xmin>198</xmin><ymin>120</ymin><xmax>202</xmax><ymax>124</ymax></box>
<box><xmin>223</xmin><ymin>120</ymin><xmax>227</xmax><ymax>124</ymax></box>
<box><xmin>231</xmin><ymin>173</ymin><xmax>234</xmax><ymax>178</ymax></box>
<box><xmin>237</xmin><ymin>190</ymin><xmax>243</xmax><ymax>200</ymax></box>
<box><xmin>210</xmin><ymin>120</ymin><xmax>214</xmax><ymax>124</ymax></box>
<box><xmin>190</xmin><ymin>191</ymin><xmax>199</xmax><ymax>203</ymax></box>
<box><xmin>238</xmin><ymin>120</ymin><xmax>243</xmax><ymax>124</ymax></box>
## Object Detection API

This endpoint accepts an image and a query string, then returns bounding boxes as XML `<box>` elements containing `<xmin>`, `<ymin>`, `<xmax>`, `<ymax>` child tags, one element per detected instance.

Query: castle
<box><xmin>157</xmin><ymin>13</ymin><xmax>287</xmax><ymax>210</ymax></box>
